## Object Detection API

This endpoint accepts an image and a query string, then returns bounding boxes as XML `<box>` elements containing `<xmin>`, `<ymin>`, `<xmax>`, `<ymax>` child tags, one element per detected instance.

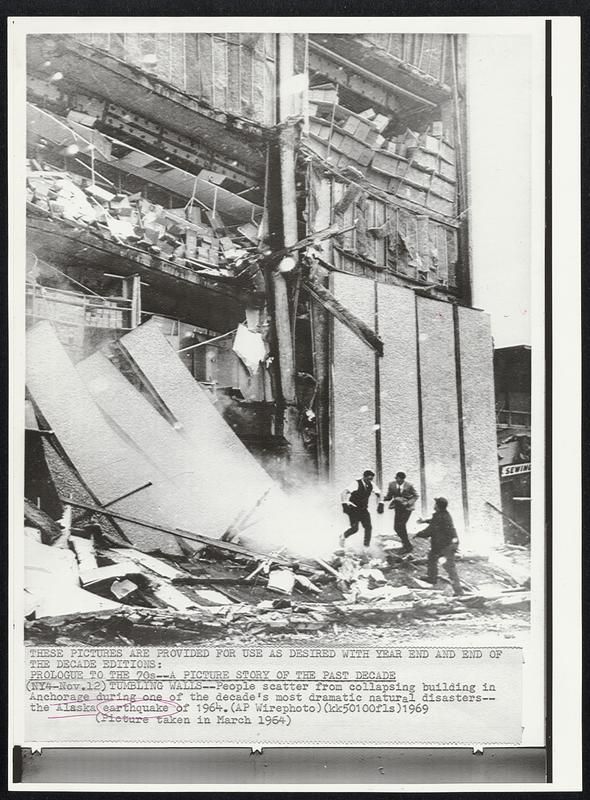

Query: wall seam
<box><xmin>374</xmin><ymin>280</ymin><xmax>382</xmax><ymax>486</ymax></box>
<box><xmin>453</xmin><ymin>303</ymin><xmax>470</xmax><ymax>528</ymax></box>
<box><xmin>414</xmin><ymin>296</ymin><xmax>427</xmax><ymax>515</ymax></box>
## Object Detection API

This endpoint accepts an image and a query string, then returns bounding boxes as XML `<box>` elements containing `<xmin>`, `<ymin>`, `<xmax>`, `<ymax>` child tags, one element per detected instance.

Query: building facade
<box><xmin>25</xmin><ymin>31</ymin><xmax>501</xmax><ymax>549</ymax></box>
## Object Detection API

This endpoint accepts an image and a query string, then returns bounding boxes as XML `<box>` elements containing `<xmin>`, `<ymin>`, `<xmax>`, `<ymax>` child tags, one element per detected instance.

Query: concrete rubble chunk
<box><xmin>79</xmin><ymin>561</ymin><xmax>141</xmax><ymax>587</ymax></box>
<box><xmin>25</xmin><ymin>537</ymin><xmax>120</xmax><ymax>618</ymax></box>
<box><xmin>110</xmin><ymin>578</ymin><xmax>139</xmax><ymax>600</ymax></box>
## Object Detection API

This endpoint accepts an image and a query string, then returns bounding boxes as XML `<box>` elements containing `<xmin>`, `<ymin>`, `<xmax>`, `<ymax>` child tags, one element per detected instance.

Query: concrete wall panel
<box><xmin>416</xmin><ymin>298</ymin><xmax>465</xmax><ymax>532</ymax></box>
<box><xmin>377</xmin><ymin>283</ymin><xmax>421</xmax><ymax>498</ymax></box>
<box><xmin>457</xmin><ymin>307</ymin><xmax>503</xmax><ymax>547</ymax></box>
<box><xmin>78</xmin><ymin>352</ymin><xmax>244</xmax><ymax>543</ymax></box>
<box><xmin>119</xmin><ymin>321</ymin><xmax>275</xmax><ymax>523</ymax></box>
<box><xmin>331</xmin><ymin>273</ymin><xmax>376</xmax><ymax>489</ymax></box>
<box><xmin>26</xmin><ymin>321</ymin><xmax>183</xmax><ymax>554</ymax></box>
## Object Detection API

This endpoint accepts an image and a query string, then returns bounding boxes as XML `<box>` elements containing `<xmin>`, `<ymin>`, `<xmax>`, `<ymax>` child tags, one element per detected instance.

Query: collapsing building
<box><xmin>25</xmin><ymin>32</ymin><xmax>501</xmax><ymax>553</ymax></box>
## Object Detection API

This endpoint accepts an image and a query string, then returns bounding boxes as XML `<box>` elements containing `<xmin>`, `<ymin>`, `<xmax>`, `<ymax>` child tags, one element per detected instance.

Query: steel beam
<box><xmin>309</xmin><ymin>41</ymin><xmax>439</xmax><ymax>111</ymax></box>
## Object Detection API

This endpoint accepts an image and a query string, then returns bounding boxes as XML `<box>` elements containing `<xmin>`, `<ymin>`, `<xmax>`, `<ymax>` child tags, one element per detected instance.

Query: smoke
<box><xmin>237</xmin><ymin>484</ymin><xmax>340</xmax><ymax>560</ymax></box>
<box><xmin>238</xmin><ymin>481</ymin><xmax>400</xmax><ymax>561</ymax></box>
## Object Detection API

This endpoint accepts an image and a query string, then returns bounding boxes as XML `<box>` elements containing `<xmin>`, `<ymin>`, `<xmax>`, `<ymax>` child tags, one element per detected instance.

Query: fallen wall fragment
<box><xmin>27</xmin><ymin>320</ymin><xmax>288</xmax><ymax>555</ymax></box>
<box><xmin>77</xmin><ymin>349</ymin><xmax>250</xmax><ymax>544</ymax></box>
<box><xmin>25</xmin><ymin>537</ymin><xmax>120</xmax><ymax>618</ymax></box>
<box><xmin>116</xmin><ymin>319</ymin><xmax>290</xmax><ymax>552</ymax></box>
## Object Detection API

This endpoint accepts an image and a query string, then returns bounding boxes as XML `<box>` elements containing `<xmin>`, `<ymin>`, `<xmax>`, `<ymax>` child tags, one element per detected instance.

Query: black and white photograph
<box><xmin>7</xmin><ymin>15</ymin><xmax>581</xmax><ymax>789</ymax></box>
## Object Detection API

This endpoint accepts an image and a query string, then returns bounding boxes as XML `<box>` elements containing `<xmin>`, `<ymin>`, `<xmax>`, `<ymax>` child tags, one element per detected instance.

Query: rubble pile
<box><xmin>24</xmin><ymin>506</ymin><xmax>530</xmax><ymax>646</ymax></box>
<box><xmin>306</xmin><ymin>84</ymin><xmax>457</xmax><ymax>218</ymax></box>
<box><xmin>27</xmin><ymin>160</ymin><xmax>263</xmax><ymax>281</ymax></box>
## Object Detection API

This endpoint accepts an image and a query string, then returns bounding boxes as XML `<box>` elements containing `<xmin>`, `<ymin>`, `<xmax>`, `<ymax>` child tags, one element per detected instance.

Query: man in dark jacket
<box><xmin>340</xmin><ymin>469</ymin><xmax>384</xmax><ymax>548</ymax></box>
<box><xmin>383</xmin><ymin>471</ymin><xmax>419</xmax><ymax>553</ymax></box>
<box><xmin>414</xmin><ymin>497</ymin><xmax>463</xmax><ymax>595</ymax></box>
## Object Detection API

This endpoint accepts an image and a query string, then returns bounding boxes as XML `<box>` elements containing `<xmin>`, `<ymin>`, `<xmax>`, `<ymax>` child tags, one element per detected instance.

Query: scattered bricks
<box><xmin>439</xmin><ymin>159</ymin><xmax>457</xmax><ymax>183</ymax></box>
<box><xmin>237</xmin><ymin>222</ymin><xmax>259</xmax><ymax>244</ymax></box>
<box><xmin>427</xmin><ymin>193</ymin><xmax>456</xmax><ymax>218</ymax></box>
<box><xmin>186</xmin><ymin>205</ymin><xmax>202</xmax><ymax>225</ymax></box>
<box><xmin>396</xmin><ymin>183</ymin><xmax>429</xmax><ymax>207</ymax></box>
<box><xmin>419</xmin><ymin>133</ymin><xmax>442</xmax><ymax>154</ymax></box>
<box><xmin>342</xmin><ymin>116</ymin><xmax>375</xmax><ymax>144</ymax></box>
<box><xmin>342</xmin><ymin>116</ymin><xmax>361</xmax><ymax>137</ymax></box>
<box><xmin>48</xmin><ymin>200</ymin><xmax>65</xmax><ymax>217</ymax></box>
<box><xmin>205</xmin><ymin>211</ymin><xmax>226</xmax><ymax>235</ymax></box>
<box><xmin>219</xmin><ymin>237</ymin><xmax>235</xmax><ymax>252</ymax></box>
<box><xmin>387</xmin><ymin>176</ymin><xmax>403</xmax><ymax>194</ymax></box>
<box><xmin>366</xmin><ymin>170</ymin><xmax>390</xmax><ymax>192</ymax></box>
<box><xmin>173</xmin><ymin>243</ymin><xmax>186</xmax><ymax>260</ymax></box>
<box><xmin>143</xmin><ymin>225</ymin><xmax>162</xmax><ymax>245</ymax></box>
<box><xmin>440</xmin><ymin>140</ymin><xmax>456</xmax><ymax>164</ymax></box>
<box><xmin>185</xmin><ymin>229</ymin><xmax>198</xmax><ymax>258</ymax></box>
<box><xmin>309</xmin><ymin>85</ymin><xmax>339</xmax><ymax>105</ymax></box>
<box><xmin>372</xmin><ymin>113</ymin><xmax>390</xmax><ymax>133</ymax></box>
<box><xmin>401</xmin><ymin>164</ymin><xmax>433</xmax><ymax>190</ymax></box>
<box><xmin>338</xmin><ymin>135</ymin><xmax>356</xmax><ymax>158</ymax></box>
<box><xmin>371</xmin><ymin>151</ymin><xmax>407</xmax><ymax>178</ymax></box>
<box><xmin>309</xmin><ymin>118</ymin><xmax>331</xmax><ymax>141</ymax></box>
<box><xmin>92</xmin><ymin>204</ymin><xmax>107</xmax><ymax>223</ymax></box>
<box><xmin>27</xmin><ymin>178</ymin><xmax>52</xmax><ymax>197</ymax></box>
<box><xmin>430</xmin><ymin>174</ymin><xmax>457</xmax><ymax>202</ymax></box>
<box><xmin>67</xmin><ymin>109</ymin><xmax>98</xmax><ymax>128</ymax></box>
<box><xmin>84</xmin><ymin>184</ymin><xmax>115</xmax><ymax>203</ymax></box>
<box><xmin>164</xmin><ymin>219</ymin><xmax>186</xmax><ymax>238</ymax></box>
<box><xmin>330</xmin><ymin>130</ymin><xmax>346</xmax><ymax>151</ymax></box>
<box><xmin>352</xmin><ymin>142</ymin><xmax>373</xmax><ymax>167</ymax></box>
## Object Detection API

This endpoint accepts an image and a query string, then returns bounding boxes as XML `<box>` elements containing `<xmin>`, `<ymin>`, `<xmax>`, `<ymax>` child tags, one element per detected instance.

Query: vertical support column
<box><xmin>130</xmin><ymin>274</ymin><xmax>142</xmax><ymax>329</ymax></box>
<box><xmin>272</xmin><ymin>32</ymin><xmax>307</xmax><ymax>471</ymax></box>
<box><xmin>308</xmin><ymin>173</ymin><xmax>332</xmax><ymax>478</ymax></box>
<box><xmin>451</xmin><ymin>33</ymin><xmax>473</xmax><ymax>306</ymax></box>
<box><xmin>273</xmin><ymin>33</ymin><xmax>298</xmax><ymax>407</ymax></box>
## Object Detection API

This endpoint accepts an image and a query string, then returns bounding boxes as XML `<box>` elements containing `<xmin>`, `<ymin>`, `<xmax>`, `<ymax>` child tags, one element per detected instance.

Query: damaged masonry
<box><xmin>24</xmin><ymin>32</ymin><xmax>529</xmax><ymax>646</ymax></box>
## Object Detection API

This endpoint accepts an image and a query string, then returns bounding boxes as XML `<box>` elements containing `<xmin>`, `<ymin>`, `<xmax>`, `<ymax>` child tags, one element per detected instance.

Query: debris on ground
<box><xmin>23</xmin><ymin>313</ymin><xmax>531</xmax><ymax>646</ymax></box>
<box><xmin>24</xmin><ymin>499</ymin><xmax>531</xmax><ymax>645</ymax></box>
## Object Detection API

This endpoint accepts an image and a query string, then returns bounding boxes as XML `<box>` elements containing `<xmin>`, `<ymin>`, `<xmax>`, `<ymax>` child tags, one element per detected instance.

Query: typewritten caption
<box><xmin>24</xmin><ymin>646</ymin><xmax>522</xmax><ymax>745</ymax></box>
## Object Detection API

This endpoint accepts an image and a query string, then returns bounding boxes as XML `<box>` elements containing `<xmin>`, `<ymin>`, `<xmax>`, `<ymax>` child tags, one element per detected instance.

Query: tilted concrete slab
<box><xmin>117</xmin><ymin>320</ymin><xmax>278</xmax><ymax>540</ymax></box>
<box><xmin>26</xmin><ymin>321</ymin><xmax>183</xmax><ymax>554</ymax></box>
<box><xmin>78</xmin><ymin>350</ymin><xmax>260</xmax><ymax>543</ymax></box>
